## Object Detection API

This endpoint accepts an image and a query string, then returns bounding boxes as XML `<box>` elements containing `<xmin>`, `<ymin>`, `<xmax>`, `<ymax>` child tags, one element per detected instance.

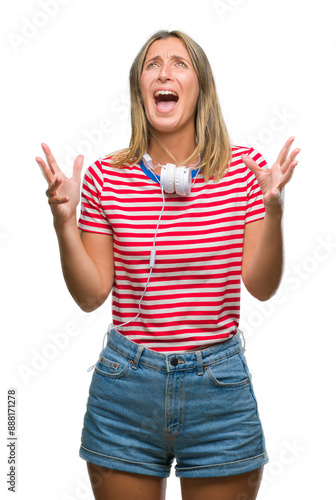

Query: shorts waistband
<box><xmin>106</xmin><ymin>328</ymin><xmax>245</xmax><ymax>374</ymax></box>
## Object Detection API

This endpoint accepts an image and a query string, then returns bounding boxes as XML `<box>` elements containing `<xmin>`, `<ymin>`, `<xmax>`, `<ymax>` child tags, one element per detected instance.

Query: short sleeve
<box><xmin>77</xmin><ymin>160</ymin><xmax>113</xmax><ymax>236</ymax></box>
<box><xmin>245</xmin><ymin>147</ymin><xmax>269</xmax><ymax>224</ymax></box>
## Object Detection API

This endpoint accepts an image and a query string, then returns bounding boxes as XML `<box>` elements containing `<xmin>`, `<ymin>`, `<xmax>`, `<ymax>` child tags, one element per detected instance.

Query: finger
<box><xmin>276</xmin><ymin>136</ymin><xmax>295</xmax><ymax>166</ymax></box>
<box><xmin>281</xmin><ymin>148</ymin><xmax>300</xmax><ymax>175</ymax></box>
<box><xmin>278</xmin><ymin>160</ymin><xmax>298</xmax><ymax>190</ymax></box>
<box><xmin>267</xmin><ymin>188</ymin><xmax>284</xmax><ymax>205</ymax></box>
<box><xmin>36</xmin><ymin>157</ymin><xmax>54</xmax><ymax>184</ymax></box>
<box><xmin>41</xmin><ymin>143</ymin><xmax>60</xmax><ymax>175</ymax></box>
<box><xmin>71</xmin><ymin>154</ymin><xmax>84</xmax><ymax>184</ymax></box>
<box><xmin>48</xmin><ymin>195</ymin><xmax>69</xmax><ymax>206</ymax></box>
<box><xmin>240</xmin><ymin>154</ymin><xmax>261</xmax><ymax>178</ymax></box>
<box><xmin>45</xmin><ymin>175</ymin><xmax>62</xmax><ymax>196</ymax></box>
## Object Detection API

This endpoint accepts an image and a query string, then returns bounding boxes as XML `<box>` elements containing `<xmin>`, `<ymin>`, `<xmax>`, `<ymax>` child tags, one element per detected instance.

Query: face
<box><xmin>140</xmin><ymin>37</ymin><xmax>200</xmax><ymax>135</ymax></box>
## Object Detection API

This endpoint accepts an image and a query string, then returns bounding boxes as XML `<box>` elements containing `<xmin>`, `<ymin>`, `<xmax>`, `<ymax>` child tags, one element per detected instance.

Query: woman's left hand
<box><xmin>241</xmin><ymin>136</ymin><xmax>300</xmax><ymax>215</ymax></box>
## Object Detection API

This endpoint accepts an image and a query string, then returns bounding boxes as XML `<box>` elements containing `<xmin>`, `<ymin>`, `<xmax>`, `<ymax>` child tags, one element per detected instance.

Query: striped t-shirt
<box><xmin>78</xmin><ymin>145</ymin><xmax>268</xmax><ymax>354</ymax></box>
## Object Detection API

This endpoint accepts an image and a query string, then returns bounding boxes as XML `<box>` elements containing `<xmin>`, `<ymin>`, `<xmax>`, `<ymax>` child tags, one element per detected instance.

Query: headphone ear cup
<box><xmin>175</xmin><ymin>167</ymin><xmax>192</xmax><ymax>196</ymax></box>
<box><xmin>161</xmin><ymin>164</ymin><xmax>176</xmax><ymax>194</ymax></box>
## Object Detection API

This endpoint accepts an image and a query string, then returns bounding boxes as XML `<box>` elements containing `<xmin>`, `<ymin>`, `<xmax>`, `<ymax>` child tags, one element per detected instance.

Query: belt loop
<box><xmin>239</xmin><ymin>329</ymin><xmax>246</xmax><ymax>352</ymax></box>
<box><xmin>195</xmin><ymin>351</ymin><xmax>204</xmax><ymax>376</ymax></box>
<box><xmin>132</xmin><ymin>345</ymin><xmax>144</xmax><ymax>370</ymax></box>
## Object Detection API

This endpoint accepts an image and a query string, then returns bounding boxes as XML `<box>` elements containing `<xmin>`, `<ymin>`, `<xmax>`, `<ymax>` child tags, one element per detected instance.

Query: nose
<box><xmin>157</xmin><ymin>62</ymin><xmax>172</xmax><ymax>82</ymax></box>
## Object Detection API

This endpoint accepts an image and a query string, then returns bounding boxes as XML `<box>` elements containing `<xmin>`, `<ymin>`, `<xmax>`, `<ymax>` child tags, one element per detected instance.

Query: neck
<box><xmin>148</xmin><ymin>127</ymin><xmax>197</xmax><ymax>167</ymax></box>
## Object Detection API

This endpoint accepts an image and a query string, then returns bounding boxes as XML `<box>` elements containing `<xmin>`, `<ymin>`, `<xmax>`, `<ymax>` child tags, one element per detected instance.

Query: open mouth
<box><xmin>153</xmin><ymin>90</ymin><xmax>179</xmax><ymax>113</ymax></box>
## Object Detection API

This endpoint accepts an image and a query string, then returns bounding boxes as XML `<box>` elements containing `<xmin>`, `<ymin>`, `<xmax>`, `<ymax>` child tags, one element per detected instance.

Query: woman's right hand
<box><xmin>36</xmin><ymin>143</ymin><xmax>84</xmax><ymax>227</ymax></box>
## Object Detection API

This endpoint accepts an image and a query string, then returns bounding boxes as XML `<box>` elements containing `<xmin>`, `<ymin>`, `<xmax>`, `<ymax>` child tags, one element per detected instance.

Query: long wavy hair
<box><xmin>109</xmin><ymin>30</ymin><xmax>232</xmax><ymax>182</ymax></box>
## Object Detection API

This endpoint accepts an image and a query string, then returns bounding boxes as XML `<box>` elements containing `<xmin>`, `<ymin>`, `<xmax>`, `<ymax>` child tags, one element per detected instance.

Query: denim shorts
<box><xmin>79</xmin><ymin>328</ymin><xmax>268</xmax><ymax>478</ymax></box>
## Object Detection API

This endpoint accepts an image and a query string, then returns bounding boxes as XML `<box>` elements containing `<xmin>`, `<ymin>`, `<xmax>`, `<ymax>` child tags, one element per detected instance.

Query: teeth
<box><xmin>155</xmin><ymin>90</ymin><xmax>178</xmax><ymax>97</ymax></box>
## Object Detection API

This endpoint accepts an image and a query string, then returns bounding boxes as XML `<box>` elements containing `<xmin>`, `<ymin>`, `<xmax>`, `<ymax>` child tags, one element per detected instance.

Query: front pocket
<box><xmin>205</xmin><ymin>352</ymin><xmax>250</xmax><ymax>389</ymax></box>
<box><xmin>95</xmin><ymin>353</ymin><xmax>130</xmax><ymax>379</ymax></box>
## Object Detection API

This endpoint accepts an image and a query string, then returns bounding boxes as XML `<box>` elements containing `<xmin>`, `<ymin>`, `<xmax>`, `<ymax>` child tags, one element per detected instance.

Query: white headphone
<box><xmin>142</xmin><ymin>153</ymin><xmax>200</xmax><ymax>196</ymax></box>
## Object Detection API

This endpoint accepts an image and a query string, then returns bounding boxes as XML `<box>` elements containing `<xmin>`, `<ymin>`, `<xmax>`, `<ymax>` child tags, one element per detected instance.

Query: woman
<box><xmin>36</xmin><ymin>30</ymin><xmax>300</xmax><ymax>500</ymax></box>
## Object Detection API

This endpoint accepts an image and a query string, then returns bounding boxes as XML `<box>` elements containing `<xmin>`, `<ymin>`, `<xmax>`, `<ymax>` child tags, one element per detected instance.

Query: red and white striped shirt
<box><xmin>78</xmin><ymin>145</ymin><xmax>268</xmax><ymax>354</ymax></box>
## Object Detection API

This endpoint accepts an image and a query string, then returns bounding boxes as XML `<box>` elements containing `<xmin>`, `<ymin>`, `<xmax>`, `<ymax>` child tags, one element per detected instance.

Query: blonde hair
<box><xmin>109</xmin><ymin>30</ymin><xmax>232</xmax><ymax>183</ymax></box>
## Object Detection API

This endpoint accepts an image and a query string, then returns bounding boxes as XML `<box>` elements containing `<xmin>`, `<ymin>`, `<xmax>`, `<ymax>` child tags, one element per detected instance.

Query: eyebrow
<box><xmin>144</xmin><ymin>54</ymin><xmax>190</xmax><ymax>64</ymax></box>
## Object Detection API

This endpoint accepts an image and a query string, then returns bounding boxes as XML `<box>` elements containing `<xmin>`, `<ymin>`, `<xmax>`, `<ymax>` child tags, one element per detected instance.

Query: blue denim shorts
<box><xmin>80</xmin><ymin>328</ymin><xmax>268</xmax><ymax>478</ymax></box>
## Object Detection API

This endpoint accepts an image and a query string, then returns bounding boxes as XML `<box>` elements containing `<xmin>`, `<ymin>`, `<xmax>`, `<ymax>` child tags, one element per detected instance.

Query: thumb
<box><xmin>72</xmin><ymin>155</ymin><xmax>84</xmax><ymax>184</ymax></box>
<box><xmin>241</xmin><ymin>154</ymin><xmax>260</xmax><ymax>178</ymax></box>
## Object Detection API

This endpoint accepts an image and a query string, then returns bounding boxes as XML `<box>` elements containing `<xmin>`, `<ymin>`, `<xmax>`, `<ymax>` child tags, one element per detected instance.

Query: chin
<box><xmin>151</xmin><ymin>122</ymin><xmax>181</xmax><ymax>134</ymax></box>
<box><xmin>147</xmin><ymin>114</ymin><xmax>189</xmax><ymax>135</ymax></box>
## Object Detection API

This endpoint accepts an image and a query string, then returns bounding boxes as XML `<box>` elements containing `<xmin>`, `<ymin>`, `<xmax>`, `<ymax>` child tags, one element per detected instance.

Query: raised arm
<box><xmin>241</xmin><ymin>137</ymin><xmax>300</xmax><ymax>301</ymax></box>
<box><xmin>36</xmin><ymin>143</ymin><xmax>114</xmax><ymax>312</ymax></box>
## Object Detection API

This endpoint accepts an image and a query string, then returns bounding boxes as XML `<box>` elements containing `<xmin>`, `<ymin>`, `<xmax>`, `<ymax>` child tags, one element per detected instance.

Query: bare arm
<box><xmin>241</xmin><ymin>215</ymin><xmax>283</xmax><ymax>301</ymax></box>
<box><xmin>36</xmin><ymin>143</ymin><xmax>114</xmax><ymax>312</ymax></box>
<box><xmin>241</xmin><ymin>137</ymin><xmax>300</xmax><ymax>301</ymax></box>
<box><xmin>54</xmin><ymin>222</ymin><xmax>114</xmax><ymax>312</ymax></box>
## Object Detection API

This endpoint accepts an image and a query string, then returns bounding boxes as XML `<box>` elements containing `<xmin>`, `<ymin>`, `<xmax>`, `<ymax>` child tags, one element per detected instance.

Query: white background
<box><xmin>1</xmin><ymin>0</ymin><xmax>335</xmax><ymax>498</ymax></box>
